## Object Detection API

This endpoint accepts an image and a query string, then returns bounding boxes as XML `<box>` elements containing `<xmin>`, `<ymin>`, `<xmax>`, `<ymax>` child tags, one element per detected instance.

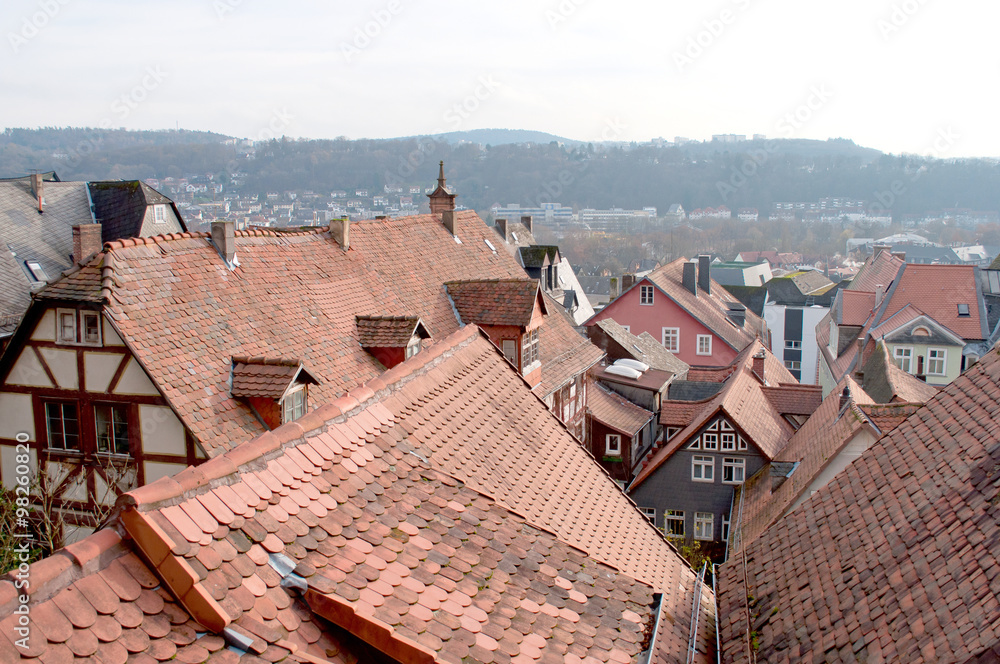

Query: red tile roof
<box><xmin>881</xmin><ymin>264</ymin><xmax>987</xmax><ymax>340</ymax></box>
<box><xmin>355</xmin><ymin>315</ymin><xmax>427</xmax><ymax>348</ymax></box>
<box><xmin>719</xmin><ymin>344</ymin><xmax>1000</xmax><ymax>663</ymax></box>
<box><xmin>28</xmin><ymin>213</ymin><xmax>596</xmax><ymax>456</ymax></box>
<box><xmin>659</xmin><ymin>399</ymin><xmax>713</xmax><ymax>428</ymax></box>
<box><xmin>644</xmin><ymin>258</ymin><xmax>766</xmax><ymax>352</ymax></box>
<box><xmin>231</xmin><ymin>356</ymin><xmax>317</xmax><ymax>400</ymax></box>
<box><xmin>632</xmin><ymin>341</ymin><xmax>802</xmax><ymax>490</ymax></box>
<box><xmin>104</xmin><ymin>325</ymin><xmax>713</xmax><ymax>663</ymax></box>
<box><xmin>761</xmin><ymin>383</ymin><xmax>823</xmax><ymax>415</ymax></box>
<box><xmin>588</xmin><ymin>382</ymin><xmax>654</xmax><ymax>436</ymax></box>
<box><xmin>445</xmin><ymin>278</ymin><xmax>543</xmax><ymax>327</ymax></box>
<box><xmin>685</xmin><ymin>365</ymin><xmax>738</xmax><ymax>382</ymax></box>
<box><xmin>536</xmin><ymin>292</ymin><xmax>605</xmax><ymax>398</ymax></box>
<box><xmin>849</xmin><ymin>248</ymin><xmax>905</xmax><ymax>294</ymax></box>
<box><xmin>839</xmin><ymin>290</ymin><xmax>876</xmax><ymax>326</ymax></box>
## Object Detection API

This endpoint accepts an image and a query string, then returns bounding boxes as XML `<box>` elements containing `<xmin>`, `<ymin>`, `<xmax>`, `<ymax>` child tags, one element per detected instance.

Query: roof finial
<box><xmin>438</xmin><ymin>161</ymin><xmax>446</xmax><ymax>188</ymax></box>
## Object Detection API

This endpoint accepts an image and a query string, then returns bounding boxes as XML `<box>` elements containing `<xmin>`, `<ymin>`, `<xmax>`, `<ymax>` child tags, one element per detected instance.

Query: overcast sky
<box><xmin>1</xmin><ymin>0</ymin><xmax>994</xmax><ymax>157</ymax></box>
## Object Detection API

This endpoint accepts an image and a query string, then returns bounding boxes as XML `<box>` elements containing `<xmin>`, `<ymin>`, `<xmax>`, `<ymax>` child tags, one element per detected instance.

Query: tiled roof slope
<box><xmin>632</xmin><ymin>342</ymin><xmax>799</xmax><ymax>490</ymax></box>
<box><xmin>849</xmin><ymin>249</ymin><xmax>905</xmax><ymax>294</ymax></box>
<box><xmin>589</xmin><ymin>382</ymin><xmax>654</xmax><ymax>436</ymax></box>
<box><xmin>231</xmin><ymin>357</ymin><xmax>316</xmax><ymax>400</ymax></box>
<box><xmin>446</xmin><ymin>279</ymin><xmax>541</xmax><ymax>327</ymax></box>
<box><xmin>0</xmin><ymin>530</ymin><xmax>373</xmax><ymax>663</ymax></box>
<box><xmin>860</xmin><ymin>341</ymin><xmax>941</xmax><ymax>404</ymax></box>
<box><xmin>761</xmin><ymin>383</ymin><xmax>823</xmax><ymax>415</ymax></box>
<box><xmin>730</xmin><ymin>377</ymin><xmax>877</xmax><ymax>554</ymax></box>
<box><xmin>30</xmin><ymin>212</ymin><xmax>591</xmax><ymax>456</ymax></box>
<box><xmin>356</xmin><ymin>316</ymin><xmax>425</xmax><ymax>348</ymax></box>
<box><xmin>881</xmin><ymin>264</ymin><xmax>988</xmax><ymax>340</ymax></box>
<box><xmin>108</xmin><ymin>325</ymin><xmax>715</xmax><ymax>663</ymax></box>
<box><xmin>645</xmin><ymin>258</ymin><xmax>765</xmax><ymax>352</ymax></box>
<box><xmin>593</xmin><ymin>319</ymin><xmax>690</xmax><ymax>375</ymax></box>
<box><xmin>536</xmin><ymin>292</ymin><xmax>605</xmax><ymax>398</ymax></box>
<box><xmin>839</xmin><ymin>290</ymin><xmax>876</xmax><ymax>326</ymax></box>
<box><xmin>719</xmin><ymin>344</ymin><xmax>1000</xmax><ymax>663</ymax></box>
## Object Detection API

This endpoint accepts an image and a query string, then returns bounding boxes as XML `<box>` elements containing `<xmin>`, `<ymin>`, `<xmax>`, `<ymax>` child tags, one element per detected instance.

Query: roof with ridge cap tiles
<box><xmin>588</xmin><ymin>383</ymin><xmax>654</xmax><ymax>436</ymax></box>
<box><xmin>631</xmin><ymin>341</ymin><xmax>800</xmax><ymax>490</ymax></box>
<box><xmin>718</xmin><ymin>343</ymin><xmax>1000</xmax><ymax>663</ymax></box>
<box><xmin>880</xmin><ymin>263</ymin><xmax>987</xmax><ymax>340</ymax></box>
<box><xmin>356</xmin><ymin>316</ymin><xmax>428</xmax><ymax>348</ymax></box>
<box><xmin>110</xmin><ymin>325</ymin><xmax>714</xmax><ymax>663</ymax></box>
<box><xmin>231</xmin><ymin>357</ymin><xmax>319</xmax><ymax>400</ymax></box>
<box><xmin>0</xmin><ymin>529</ymin><xmax>380</xmax><ymax>663</ymax></box>
<box><xmin>17</xmin><ymin>212</ymin><xmax>599</xmax><ymax>456</ymax></box>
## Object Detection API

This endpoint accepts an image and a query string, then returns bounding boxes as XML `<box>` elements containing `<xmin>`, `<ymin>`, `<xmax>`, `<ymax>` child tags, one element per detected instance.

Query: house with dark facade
<box><xmin>586</xmin><ymin>255</ymin><xmax>768</xmax><ymax>367</ymax></box>
<box><xmin>587</xmin><ymin>380</ymin><xmax>655</xmax><ymax>486</ymax></box>
<box><xmin>627</xmin><ymin>341</ymin><xmax>821</xmax><ymax>554</ymax></box>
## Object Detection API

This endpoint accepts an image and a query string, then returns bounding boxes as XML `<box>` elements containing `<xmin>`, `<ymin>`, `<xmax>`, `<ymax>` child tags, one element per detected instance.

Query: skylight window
<box><xmin>484</xmin><ymin>239</ymin><xmax>497</xmax><ymax>253</ymax></box>
<box><xmin>957</xmin><ymin>303</ymin><xmax>971</xmax><ymax>317</ymax></box>
<box><xmin>511</xmin><ymin>232</ymin><xmax>518</xmax><ymax>243</ymax></box>
<box><xmin>25</xmin><ymin>260</ymin><xmax>47</xmax><ymax>282</ymax></box>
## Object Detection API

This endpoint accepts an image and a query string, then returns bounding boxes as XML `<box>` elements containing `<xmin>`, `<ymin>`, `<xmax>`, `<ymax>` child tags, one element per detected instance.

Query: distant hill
<box><xmin>683</xmin><ymin>137</ymin><xmax>883</xmax><ymax>163</ymax></box>
<box><xmin>410</xmin><ymin>128</ymin><xmax>584</xmax><ymax>147</ymax></box>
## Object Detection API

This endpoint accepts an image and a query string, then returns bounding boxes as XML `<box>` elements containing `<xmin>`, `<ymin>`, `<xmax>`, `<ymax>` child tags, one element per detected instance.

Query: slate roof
<box><xmin>231</xmin><ymin>357</ymin><xmax>318</xmax><ymax>400</ymax></box>
<box><xmin>88</xmin><ymin>180</ymin><xmax>186</xmax><ymax>243</ymax></box>
<box><xmin>4</xmin><ymin>325</ymin><xmax>716</xmax><ymax>663</ymax></box>
<box><xmin>517</xmin><ymin>245</ymin><xmax>559</xmax><ymax>268</ymax></box>
<box><xmin>722</xmin><ymin>285</ymin><xmax>767</xmax><ymax>317</ymax></box>
<box><xmin>14</xmin><ymin>212</ymin><xmax>599</xmax><ymax>456</ymax></box>
<box><xmin>632</xmin><ymin>341</ymin><xmax>801</xmax><ymax>490</ymax></box>
<box><xmin>588</xmin><ymin>382</ymin><xmax>655</xmax><ymax>436</ymax></box>
<box><xmin>356</xmin><ymin>316</ymin><xmax>428</xmax><ymax>348</ymax></box>
<box><xmin>642</xmin><ymin>258</ymin><xmax>766</xmax><ymax>353</ymax></box>
<box><xmin>859</xmin><ymin>340</ymin><xmax>941</xmax><ymax>404</ymax></box>
<box><xmin>667</xmin><ymin>381</ymin><xmax>725</xmax><ymax>402</ymax></box>
<box><xmin>446</xmin><ymin>279</ymin><xmax>543</xmax><ymax>328</ymax></box>
<box><xmin>718</xmin><ymin>341</ymin><xmax>1000</xmax><ymax>664</ymax></box>
<box><xmin>592</xmin><ymin>318</ymin><xmax>690</xmax><ymax>375</ymax></box>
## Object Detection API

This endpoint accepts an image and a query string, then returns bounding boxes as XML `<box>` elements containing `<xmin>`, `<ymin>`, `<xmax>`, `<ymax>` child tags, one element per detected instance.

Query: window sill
<box><xmin>691</xmin><ymin>478</ymin><xmax>715</xmax><ymax>483</ymax></box>
<box><xmin>602</xmin><ymin>455</ymin><xmax>623</xmax><ymax>463</ymax></box>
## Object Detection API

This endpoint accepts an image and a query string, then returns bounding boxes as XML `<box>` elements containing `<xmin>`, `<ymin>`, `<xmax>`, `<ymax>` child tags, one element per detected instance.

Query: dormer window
<box><xmin>282</xmin><ymin>387</ymin><xmax>307</xmax><ymax>424</ymax></box>
<box><xmin>356</xmin><ymin>315</ymin><xmax>431</xmax><ymax>370</ymax></box>
<box><xmin>522</xmin><ymin>328</ymin><xmax>540</xmax><ymax>369</ymax></box>
<box><xmin>231</xmin><ymin>356</ymin><xmax>320</xmax><ymax>430</ymax></box>
<box><xmin>153</xmin><ymin>204</ymin><xmax>167</xmax><ymax>223</ymax></box>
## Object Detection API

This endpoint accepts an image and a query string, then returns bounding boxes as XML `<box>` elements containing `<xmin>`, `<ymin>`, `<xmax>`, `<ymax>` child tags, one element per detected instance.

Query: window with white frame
<box><xmin>522</xmin><ymin>329</ymin><xmax>540</xmax><ymax>369</ymax></box>
<box><xmin>501</xmin><ymin>339</ymin><xmax>517</xmax><ymax>364</ymax></box>
<box><xmin>639</xmin><ymin>507</ymin><xmax>656</xmax><ymax>523</ymax></box>
<box><xmin>927</xmin><ymin>348</ymin><xmax>946</xmax><ymax>375</ymax></box>
<box><xmin>606</xmin><ymin>434</ymin><xmax>621</xmax><ymax>455</ymax></box>
<box><xmin>153</xmin><ymin>204</ymin><xmax>167</xmax><ymax>223</ymax></box>
<box><xmin>701</xmin><ymin>433</ymin><xmax>718</xmax><ymax>451</ymax></box>
<box><xmin>692</xmin><ymin>455</ymin><xmax>714</xmax><ymax>481</ymax></box>
<box><xmin>56</xmin><ymin>309</ymin><xmax>102</xmax><ymax>346</ymax></box>
<box><xmin>640</xmin><ymin>285</ymin><xmax>654</xmax><ymax>305</ymax></box>
<box><xmin>722</xmin><ymin>457</ymin><xmax>745</xmax><ymax>484</ymax></box>
<box><xmin>664</xmin><ymin>510</ymin><xmax>685</xmax><ymax>537</ymax></box>
<box><xmin>696</xmin><ymin>335</ymin><xmax>712</xmax><ymax>356</ymax></box>
<box><xmin>662</xmin><ymin>327</ymin><xmax>679</xmax><ymax>353</ymax></box>
<box><xmin>784</xmin><ymin>339</ymin><xmax>802</xmax><ymax>349</ymax></box>
<box><xmin>894</xmin><ymin>346</ymin><xmax>913</xmax><ymax>373</ymax></box>
<box><xmin>784</xmin><ymin>360</ymin><xmax>801</xmax><ymax>371</ymax></box>
<box><xmin>405</xmin><ymin>340</ymin><xmax>421</xmax><ymax>359</ymax></box>
<box><xmin>722</xmin><ymin>514</ymin><xmax>731</xmax><ymax>541</ymax></box>
<box><xmin>282</xmin><ymin>388</ymin><xmax>307</xmax><ymax>424</ymax></box>
<box><xmin>694</xmin><ymin>512</ymin><xmax>714</xmax><ymax>541</ymax></box>
<box><xmin>721</xmin><ymin>432</ymin><xmax>736</xmax><ymax>451</ymax></box>
<box><xmin>58</xmin><ymin>309</ymin><xmax>77</xmax><ymax>343</ymax></box>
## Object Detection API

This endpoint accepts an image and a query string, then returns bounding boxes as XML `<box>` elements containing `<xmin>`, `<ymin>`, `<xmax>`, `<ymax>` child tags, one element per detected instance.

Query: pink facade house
<box><xmin>586</xmin><ymin>256</ymin><xmax>768</xmax><ymax>367</ymax></box>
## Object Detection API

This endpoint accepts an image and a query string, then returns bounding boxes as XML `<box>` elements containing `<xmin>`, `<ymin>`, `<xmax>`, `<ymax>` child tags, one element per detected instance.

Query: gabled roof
<box><xmin>790</xmin><ymin>269</ymin><xmax>836</xmax><ymax>295</ymax></box>
<box><xmin>88</xmin><ymin>180</ymin><xmax>186</xmax><ymax>242</ymax></box>
<box><xmin>870</xmin><ymin>305</ymin><xmax>966</xmax><ymax>347</ymax></box>
<box><xmin>880</xmin><ymin>263</ymin><xmax>987</xmax><ymax>340</ymax></box>
<box><xmin>859</xmin><ymin>340</ymin><xmax>941</xmax><ymax>404</ymax></box>
<box><xmin>446</xmin><ymin>278</ymin><xmax>544</xmax><ymax>327</ymax></box>
<box><xmin>592</xmin><ymin>318</ymin><xmax>690</xmax><ymax>375</ymax></box>
<box><xmin>631</xmin><ymin>341</ymin><xmax>800</xmax><ymax>490</ymax></box>
<box><xmin>729</xmin><ymin>377</ymin><xmax>878</xmax><ymax>554</ymax></box>
<box><xmin>230</xmin><ymin>356</ymin><xmax>319</xmax><ymax>400</ymax></box>
<box><xmin>355</xmin><ymin>315</ymin><xmax>429</xmax><ymax>348</ymax></box>
<box><xmin>589</xmin><ymin>382</ymin><xmax>655</xmax><ymax>436</ymax></box>
<box><xmin>639</xmin><ymin>258</ymin><xmax>765</xmax><ymax>352</ymax></box>
<box><xmin>8</xmin><ymin>212</ymin><xmax>584</xmax><ymax>457</ymax></box>
<box><xmin>718</xmin><ymin>337</ymin><xmax>1000</xmax><ymax>663</ymax></box>
<box><xmin>849</xmin><ymin>248</ymin><xmax>906</xmax><ymax>293</ymax></box>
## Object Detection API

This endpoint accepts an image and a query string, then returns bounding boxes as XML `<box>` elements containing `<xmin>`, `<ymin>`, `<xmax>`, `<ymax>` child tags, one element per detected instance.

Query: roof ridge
<box><xmin>118</xmin><ymin>324</ymin><xmax>482</xmax><ymax>512</ymax></box>
<box><xmin>104</xmin><ymin>231</ymin><xmax>210</xmax><ymax>251</ymax></box>
<box><xmin>231</xmin><ymin>355</ymin><xmax>301</xmax><ymax>367</ymax></box>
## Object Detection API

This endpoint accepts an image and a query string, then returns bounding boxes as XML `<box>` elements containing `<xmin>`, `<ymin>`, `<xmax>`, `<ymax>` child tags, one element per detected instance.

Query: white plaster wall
<box><xmin>139</xmin><ymin>405</ymin><xmax>186</xmax><ymax>456</ymax></box>
<box><xmin>0</xmin><ymin>393</ymin><xmax>34</xmax><ymax>441</ymax></box>
<box><xmin>38</xmin><ymin>348</ymin><xmax>79</xmax><ymax>390</ymax></box>
<box><xmin>84</xmin><ymin>352</ymin><xmax>121</xmax><ymax>393</ymax></box>
<box><xmin>113</xmin><ymin>358</ymin><xmax>159</xmax><ymax>395</ymax></box>
<box><xmin>30</xmin><ymin>310</ymin><xmax>55</xmax><ymax>341</ymax></box>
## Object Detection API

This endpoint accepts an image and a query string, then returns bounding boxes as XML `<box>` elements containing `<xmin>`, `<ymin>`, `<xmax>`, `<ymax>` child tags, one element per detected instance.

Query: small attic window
<box><xmin>957</xmin><ymin>304</ymin><xmax>971</xmax><ymax>317</ymax></box>
<box><xmin>25</xmin><ymin>260</ymin><xmax>47</xmax><ymax>282</ymax></box>
<box><xmin>153</xmin><ymin>204</ymin><xmax>167</xmax><ymax>223</ymax></box>
<box><xmin>913</xmin><ymin>326</ymin><xmax>930</xmax><ymax>336</ymax></box>
<box><xmin>282</xmin><ymin>386</ymin><xmax>306</xmax><ymax>424</ymax></box>
<box><xmin>484</xmin><ymin>239</ymin><xmax>497</xmax><ymax>253</ymax></box>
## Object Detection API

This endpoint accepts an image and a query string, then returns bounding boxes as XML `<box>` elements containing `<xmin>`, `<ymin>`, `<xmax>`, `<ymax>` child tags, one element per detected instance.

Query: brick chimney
<box><xmin>442</xmin><ymin>209</ymin><xmax>457</xmax><ymax>236</ymax></box>
<box><xmin>752</xmin><ymin>349</ymin><xmax>766</xmax><ymax>383</ymax></box>
<box><xmin>682</xmin><ymin>261</ymin><xmax>697</xmax><ymax>296</ymax></box>
<box><xmin>427</xmin><ymin>161</ymin><xmax>456</xmax><ymax>215</ymax></box>
<box><xmin>609</xmin><ymin>276</ymin><xmax>621</xmax><ymax>300</ymax></box>
<box><xmin>891</xmin><ymin>250</ymin><xmax>906</xmax><ymax>261</ymax></box>
<box><xmin>72</xmin><ymin>224</ymin><xmax>103</xmax><ymax>264</ymax></box>
<box><xmin>495</xmin><ymin>218</ymin><xmax>509</xmax><ymax>242</ymax></box>
<box><xmin>329</xmin><ymin>217</ymin><xmax>350</xmax><ymax>250</ymax></box>
<box><xmin>211</xmin><ymin>220</ymin><xmax>236</xmax><ymax>265</ymax></box>
<box><xmin>622</xmin><ymin>274</ymin><xmax>636</xmax><ymax>291</ymax></box>
<box><xmin>30</xmin><ymin>173</ymin><xmax>44</xmax><ymax>213</ymax></box>
<box><xmin>698</xmin><ymin>255</ymin><xmax>712</xmax><ymax>296</ymax></box>
<box><xmin>874</xmin><ymin>284</ymin><xmax>885</xmax><ymax>309</ymax></box>
<box><xmin>521</xmin><ymin>215</ymin><xmax>533</xmax><ymax>234</ymax></box>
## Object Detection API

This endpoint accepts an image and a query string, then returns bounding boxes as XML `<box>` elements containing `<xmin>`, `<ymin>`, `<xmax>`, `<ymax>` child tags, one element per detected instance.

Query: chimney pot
<box><xmin>521</xmin><ymin>215</ymin><xmax>533</xmax><ymax>233</ymax></box>
<box><xmin>72</xmin><ymin>224</ymin><xmax>103</xmax><ymax>265</ymax></box>
<box><xmin>698</xmin><ymin>255</ymin><xmax>712</xmax><ymax>295</ymax></box>
<box><xmin>211</xmin><ymin>220</ymin><xmax>236</xmax><ymax>265</ymax></box>
<box><xmin>329</xmin><ymin>217</ymin><xmax>350</xmax><ymax>250</ymax></box>
<box><xmin>839</xmin><ymin>385</ymin><xmax>851</xmax><ymax>411</ymax></box>
<box><xmin>682</xmin><ymin>261</ymin><xmax>698</xmax><ymax>296</ymax></box>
